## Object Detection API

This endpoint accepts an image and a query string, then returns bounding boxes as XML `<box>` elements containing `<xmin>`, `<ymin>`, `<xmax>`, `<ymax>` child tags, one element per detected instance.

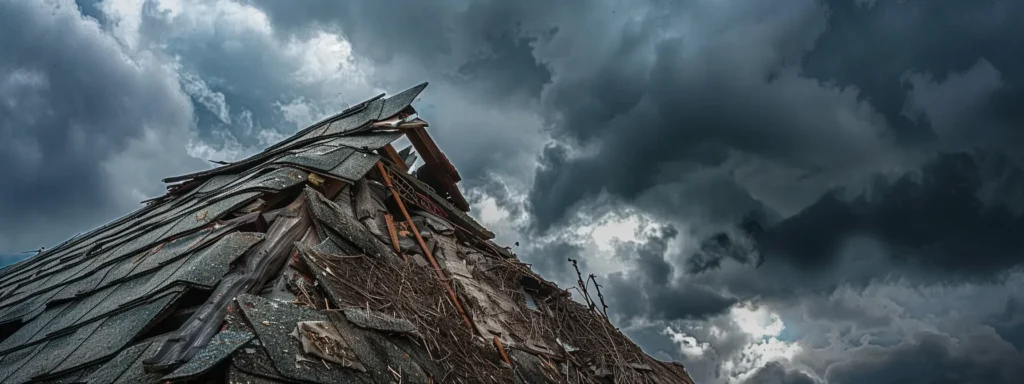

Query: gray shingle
<box><xmin>53</xmin><ymin>292</ymin><xmax>181</xmax><ymax>373</ymax></box>
<box><xmin>334</xmin><ymin>131</ymin><xmax>404</xmax><ymax>152</ymax></box>
<box><xmin>128</xmin><ymin>226</ymin><xmax>217</xmax><ymax>276</ymax></box>
<box><xmin>195</xmin><ymin>174</ymin><xmax>241</xmax><ymax>196</ymax></box>
<box><xmin>322</xmin><ymin>98</ymin><xmax>385</xmax><ymax>136</ymax></box>
<box><xmin>164</xmin><ymin>192</ymin><xmax>260</xmax><ymax>238</ymax></box>
<box><xmin>234</xmin><ymin>294</ymin><xmax>367</xmax><ymax>384</ymax></box>
<box><xmin>112</xmin><ymin>337</ymin><xmax>168</xmax><ymax>384</ymax></box>
<box><xmin>275</xmin><ymin>146</ymin><xmax>356</xmax><ymax>174</ymax></box>
<box><xmin>4</xmin><ymin>319</ymin><xmax>103</xmax><ymax>383</ymax></box>
<box><xmin>378</xmin><ymin>82</ymin><xmax>427</xmax><ymax>120</ymax></box>
<box><xmin>162</xmin><ymin>330</ymin><xmax>253</xmax><ymax>381</ymax></box>
<box><xmin>0</xmin><ymin>301</ymin><xmax>69</xmax><ymax>353</ymax></box>
<box><xmin>164</xmin><ymin>232</ymin><xmax>264</xmax><ymax>288</ymax></box>
<box><xmin>328</xmin><ymin>150</ymin><xmax>381</xmax><ymax>182</ymax></box>
<box><xmin>304</xmin><ymin>187</ymin><xmax>397</xmax><ymax>261</ymax></box>
<box><xmin>342</xmin><ymin>308</ymin><xmax>418</xmax><ymax>337</ymax></box>
<box><xmin>79</xmin><ymin>340</ymin><xmax>152</xmax><ymax>384</ymax></box>
<box><xmin>0</xmin><ymin>343</ymin><xmax>44</xmax><ymax>383</ymax></box>
<box><xmin>228</xmin><ymin>365</ymin><xmax>290</xmax><ymax>384</ymax></box>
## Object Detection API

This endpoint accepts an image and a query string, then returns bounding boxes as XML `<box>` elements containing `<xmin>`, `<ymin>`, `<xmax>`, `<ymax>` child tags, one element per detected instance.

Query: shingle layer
<box><xmin>0</xmin><ymin>83</ymin><xmax>695</xmax><ymax>384</ymax></box>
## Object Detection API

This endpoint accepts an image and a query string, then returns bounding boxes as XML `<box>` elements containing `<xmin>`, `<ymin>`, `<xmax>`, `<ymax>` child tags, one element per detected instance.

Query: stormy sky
<box><xmin>2</xmin><ymin>0</ymin><xmax>1024</xmax><ymax>383</ymax></box>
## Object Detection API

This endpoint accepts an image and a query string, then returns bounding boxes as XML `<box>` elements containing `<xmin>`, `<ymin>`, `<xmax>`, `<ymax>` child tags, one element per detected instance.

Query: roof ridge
<box><xmin>163</xmin><ymin>82</ymin><xmax>428</xmax><ymax>184</ymax></box>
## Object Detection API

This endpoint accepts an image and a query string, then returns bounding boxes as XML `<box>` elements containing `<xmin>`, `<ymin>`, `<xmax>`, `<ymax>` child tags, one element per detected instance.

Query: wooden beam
<box><xmin>381</xmin><ymin>144</ymin><xmax>408</xmax><ymax>172</ymax></box>
<box><xmin>404</xmin><ymin>126</ymin><xmax>470</xmax><ymax>212</ymax></box>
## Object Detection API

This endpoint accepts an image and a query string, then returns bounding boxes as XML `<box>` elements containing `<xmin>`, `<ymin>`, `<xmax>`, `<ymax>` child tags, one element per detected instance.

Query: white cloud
<box><xmin>98</xmin><ymin>0</ymin><xmax>145</xmax><ymax>50</ymax></box>
<box><xmin>153</xmin><ymin>0</ymin><xmax>272</xmax><ymax>37</ymax></box>
<box><xmin>588</xmin><ymin>213</ymin><xmax>642</xmax><ymax>252</ymax></box>
<box><xmin>285</xmin><ymin>31</ymin><xmax>371</xmax><ymax>87</ymax></box>
<box><xmin>185</xmin><ymin>128</ymin><xmax>256</xmax><ymax>163</ymax></box>
<box><xmin>179</xmin><ymin>71</ymin><xmax>231</xmax><ymax>123</ymax></box>
<box><xmin>731</xmin><ymin>304</ymin><xmax>786</xmax><ymax>340</ymax></box>
<box><xmin>666</xmin><ymin>327</ymin><xmax>712</xmax><ymax>358</ymax></box>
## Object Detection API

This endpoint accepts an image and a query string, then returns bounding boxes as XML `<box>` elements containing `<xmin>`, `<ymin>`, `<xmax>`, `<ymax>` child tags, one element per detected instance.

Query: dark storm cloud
<box><xmin>247</xmin><ymin>0</ymin><xmax>553</xmax><ymax>103</ymax></box>
<box><xmin>518</xmin><ymin>239</ymin><xmax>585</xmax><ymax>285</ymax></box>
<box><xmin>125</xmin><ymin>1</ymin><xmax>364</xmax><ymax>149</ymax></box>
<box><xmin>244</xmin><ymin>0</ymin><xmax>560</xmax><ymax>187</ymax></box>
<box><xmin>753</xmin><ymin>151</ymin><xmax>1024</xmax><ymax>278</ymax></box>
<box><xmin>989</xmin><ymin>296</ymin><xmax>1024</xmax><ymax>350</ymax></box>
<box><xmin>744</xmin><ymin>362</ymin><xmax>817</xmax><ymax>384</ymax></box>
<box><xmin>527</xmin><ymin>0</ymin><xmax>905</xmax><ymax>229</ymax></box>
<box><xmin>5</xmin><ymin>0</ymin><xmax>1023</xmax><ymax>383</ymax></box>
<box><xmin>604</xmin><ymin>226</ymin><xmax>738</xmax><ymax>321</ymax></box>
<box><xmin>804</xmin><ymin>0</ymin><xmax>1024</xmax><ymax>148</ymax></box>
<box><xmin>529</xmin><ymin>0</ymin><xmax>1024</xmax><ymax>231</ymax></box>
<box><xmin>0</xmin><ymin>0</ymin><xmax>201</xmax><ymax>252</ymax></box>
<box><xmin>824</xmin><ymin>331</ymin><xmax>1024</xmax><ymax>384</ymax></box>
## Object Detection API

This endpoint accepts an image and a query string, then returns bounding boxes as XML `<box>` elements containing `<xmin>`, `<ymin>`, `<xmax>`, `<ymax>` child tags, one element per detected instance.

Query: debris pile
<box><xmin>0</xmin><ymin>83</ymin><xmax>695</xmax><ymax>383</ymax></box>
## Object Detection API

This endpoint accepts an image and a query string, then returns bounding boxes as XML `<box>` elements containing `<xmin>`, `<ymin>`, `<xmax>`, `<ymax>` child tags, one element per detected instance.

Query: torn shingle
<box><xmin>162</xmin><ymin>330</ymin><xmax>253</xmax><ymax>381</ymax></box>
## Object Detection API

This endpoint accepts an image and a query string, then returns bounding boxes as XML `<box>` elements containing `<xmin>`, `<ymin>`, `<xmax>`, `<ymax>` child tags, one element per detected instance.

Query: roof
<box><xmin>0</xmin><ymin>83</ymin><xmax>696</xmax><ymax>384</ymax></box>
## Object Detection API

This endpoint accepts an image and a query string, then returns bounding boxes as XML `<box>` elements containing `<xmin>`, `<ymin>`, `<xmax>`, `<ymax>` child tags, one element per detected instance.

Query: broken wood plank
<box><xmin>381</xmin><ymin>144</ymin><xmax>408</xmax><ymax>172</ymax></box>
<box><xmin>353</xmin><ymin>178</ymin><xmax>377</xmax><ymax>221</ymax></box>
<box><xmin>404</xmin><ymin>126</ymin><xmax>470</xmax><ymax>212</ymax></box>
<box><xmin>383</xmin><ymin>213</ymin><xmax>402</xmax><ymax>255</ymax></box>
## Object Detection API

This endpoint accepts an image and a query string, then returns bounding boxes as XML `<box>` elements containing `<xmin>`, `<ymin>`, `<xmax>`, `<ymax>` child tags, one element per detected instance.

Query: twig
<box><xmin>588</xmin><ymin>274</ymin><xmax>610</xmax><ymax>318</ymax></box>
<box><xmin>568</xmin><ymin>258</ymin><xmax>595</xmax><ymax>310</ymax></box>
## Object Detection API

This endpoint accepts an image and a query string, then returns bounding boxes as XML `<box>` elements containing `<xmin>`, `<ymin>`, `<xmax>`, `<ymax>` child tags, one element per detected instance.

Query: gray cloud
<box><xmin>744</xmin><ymin>362</ymin><xmax>817</xmax><ymax>384</ymax></box>
<box><xmin>527</xmin><ymin>0</ymin><xmax>1024</xmax><ymax>233</ymax></box>
<box><xmin>518</xmin><ymin>239</ymin><xmax>585</xmax><ymax>286</ymax></box>
<box><xmin>246</xmin><ymin>0</ymin><xmax>556</xmax><ymax>185</ymax></box>
<box><xmin>824</xmin><ymin>330</ymin><xmax>1024</xmax><ymax>384</ymax></box>
<box><xmin>528</xmin><ymin>0</ymin><xmax>905</xmax><ymax>229</ymax></box>
<box><xmin>0</xmin><ymin>0</ymin><xmax>202</xmax><ymax>251</ymax></box>
<box><xmin>990</xmin><ymin>296</ymin><xmax>1024</xmax><ymax>350</ymax></box>
<box><xmin>6</xmin><ymin>0</ymin><xmax>1024</xmax><ymax>383</ymax></box>
<box><xmin>603</xmin><ymin>226</ymin><xmax>739</xmax><ymax>322</ymax></box>
<box><xmin>752</xmin><ymin>151</ymin><xmax>1024</xmax><ymax>279</ymax></box>
<box><xmin>803</xmin><ymin>0</ymin><xmax>1024</xmax><ymax>149</ymax></box>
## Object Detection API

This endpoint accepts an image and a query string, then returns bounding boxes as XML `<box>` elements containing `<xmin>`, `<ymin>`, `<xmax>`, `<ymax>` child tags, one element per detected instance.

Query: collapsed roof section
<box><xmin>0</xmin><ymin>83</ymin><xmax>695</xmax><ymax>384</ymax></box>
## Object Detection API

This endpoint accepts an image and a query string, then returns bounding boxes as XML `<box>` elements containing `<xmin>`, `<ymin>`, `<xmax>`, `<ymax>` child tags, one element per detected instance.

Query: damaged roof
<box><xmin>0</xmin><ymin>83</ymin><xmax>696</xmax><ymax>384</ymax></box>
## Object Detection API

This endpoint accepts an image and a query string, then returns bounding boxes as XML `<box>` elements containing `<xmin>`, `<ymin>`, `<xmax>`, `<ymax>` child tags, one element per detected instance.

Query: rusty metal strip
<box><xmin>384</xmin><ymin>166</ymin><xmax>447</xmax><ymax>218</ymax></box>
<box><xmin>383</xmin><ymin>213</ymin><xmax>402</xmax><ymax>256</ymax></box>
<box><xmin>375</xmin><ymin>161</ymin><xmax>474</xmax><ymax>329</ymax></box>
<box><xmin>493</xmin><ymin>336</ymin><xmax>512</xmax><ymax>365</ymax></box>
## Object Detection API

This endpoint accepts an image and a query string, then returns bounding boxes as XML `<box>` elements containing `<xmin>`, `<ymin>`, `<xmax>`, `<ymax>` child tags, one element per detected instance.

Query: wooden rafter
<box><xmin>403</xmin><ymin>125</ymin><xmax>470</xmax><ymax>212</ymax></box>
<box><xmin>381</xmin><ymin>144</ymin><xmax>409</xmax><ymax>172</ymax></box>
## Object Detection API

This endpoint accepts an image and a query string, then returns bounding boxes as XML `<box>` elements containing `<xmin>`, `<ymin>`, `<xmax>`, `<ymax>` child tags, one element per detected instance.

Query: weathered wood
<box><xmin>381</xmin><ymin>144</ymin><xmax>408</xmax><ymax>172</ymax></box>
<box><xmin>352</xmin><ymin>178</ymin><xmax>376</xmax><ymax>221</ymax></box>
<box><xmin>142</xmin><ymin>195</ymin><xmax>311</xmax><ymax>372</ymax></box>
<box><xmin>383</xmin><ymin>213</ymin><xmax>401</xmax><ymax>254</ymax></box>
<box><xmin>404</xmin><ymin>126</ymin><xmax>470</xmax><ymax>211</ymax></box>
